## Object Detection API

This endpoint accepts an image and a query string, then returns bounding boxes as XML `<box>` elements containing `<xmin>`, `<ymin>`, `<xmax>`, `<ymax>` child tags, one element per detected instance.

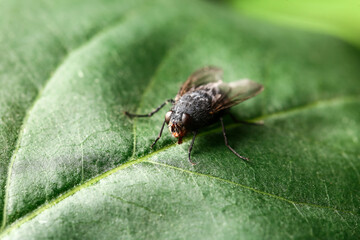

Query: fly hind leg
<box><xmin>220</xmin><ymin>117</ymin><xmax>249</xmax><ymax>162</ymax></box>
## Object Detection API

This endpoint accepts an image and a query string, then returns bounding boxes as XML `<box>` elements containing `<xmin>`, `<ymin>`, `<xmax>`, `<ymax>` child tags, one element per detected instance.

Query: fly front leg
<box><xmin>151</xmin><ymin>120</ymin><xmax>166</xmax><ymax>149</ymax></box>
<box><xmin>220</xmin><ymin>117</ymin><xmax>249</xmax><ymax>161</ymax></box>
<box><xmin>124</xmin><ymin>99</ymin><xmax>175</xmax><ymax>118</ymax></box>
<box><xmin>188</xmin><ymin>131</ymin><xmax>198</xmax><ymax>165</ymax></box>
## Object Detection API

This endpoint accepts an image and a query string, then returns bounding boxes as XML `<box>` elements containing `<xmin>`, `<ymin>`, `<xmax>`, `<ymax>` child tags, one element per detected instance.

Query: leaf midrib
<box><xmin>1</xmin><ymin>95</ymin><xmax>358</xmax><ymax>238</ymax></box>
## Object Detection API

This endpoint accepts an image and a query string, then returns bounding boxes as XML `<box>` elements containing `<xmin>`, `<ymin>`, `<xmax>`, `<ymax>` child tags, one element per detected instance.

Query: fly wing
<box><xmin>210</xmin><ymin>79</ymin><xmax>264</xmax><ymax>113</ymax></box>
<box><xmin>175</xmin><ymin>66</ymin><xmax>223</xmax><ymax>101</ymax></box>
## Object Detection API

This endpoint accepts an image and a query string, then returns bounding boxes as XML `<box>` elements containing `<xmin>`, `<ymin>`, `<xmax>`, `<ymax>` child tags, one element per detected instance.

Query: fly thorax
<box><xmin>172</xmin><ymin>90</ymin><xmax>214</xmax><ymax>128</ymax></box>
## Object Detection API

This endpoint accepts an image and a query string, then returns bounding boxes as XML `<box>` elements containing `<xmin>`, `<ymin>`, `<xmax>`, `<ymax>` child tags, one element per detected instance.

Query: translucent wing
<box><xmin>175</xmin><ymin>66</ymin><xmax>223</xmax><ymax>101</ymax></box>
<box><xmin>210</xmin><ymin>79</ymin><xmax>264</xmax><ymax>113</ymax></box>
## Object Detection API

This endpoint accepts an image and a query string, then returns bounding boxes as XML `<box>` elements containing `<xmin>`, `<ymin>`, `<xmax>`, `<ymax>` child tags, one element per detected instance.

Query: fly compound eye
<box><xmin>165</xmin><ymin>111</ymin><xmax>172</xmax><ymax>124</ymax></box>
<box><xmin>181</xmin><ymin>113</ymin><xmax>191</xmax><ymax>127</ymax></box>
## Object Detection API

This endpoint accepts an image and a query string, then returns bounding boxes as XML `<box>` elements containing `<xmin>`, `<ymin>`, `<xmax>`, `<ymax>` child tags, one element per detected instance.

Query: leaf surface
<box><xmin>1</xmin><ymin>0</ymin><xmax>360</xmax><ymax>239</ymax></box>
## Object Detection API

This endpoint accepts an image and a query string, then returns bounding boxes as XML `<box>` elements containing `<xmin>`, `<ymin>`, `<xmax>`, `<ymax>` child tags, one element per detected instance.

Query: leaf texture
<box><xmin>0</xmin><ymin>0</ymin><xmax>360</xmax><ymax>239</ymax></box>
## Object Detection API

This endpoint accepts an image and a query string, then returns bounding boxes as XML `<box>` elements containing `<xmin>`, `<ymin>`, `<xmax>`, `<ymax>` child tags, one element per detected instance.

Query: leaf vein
<box><xmin>107</xmin><ymin>194</ymin><xmax>162</xmax><ymax>215</ymax></box>
<box><xmin>146</xmin><ymin>160</ymin><xmax>357</xmax><ymax>215</ymax></box>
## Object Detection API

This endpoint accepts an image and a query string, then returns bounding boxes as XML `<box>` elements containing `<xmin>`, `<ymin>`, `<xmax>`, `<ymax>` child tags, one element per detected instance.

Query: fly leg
<box><xmin>125</xmin><ymin>99</ymin><xmax>174</xmax><ymax>149</ymax></box>
<box><xmin>150</xmin><ymin>120</ymin><xmax>166</xmax><ymax>149</ymax></box>
<box><xmin>229</xmin><ymin>112</ymin><xmax>264</xmax><ymax>126</ymax></box>
<box><xmin>188</xmin><ymin>131</ymin><xmax>198</xmax><ymax>165</ymax></box>
<box><xmin>220</xmin><ymin>117</ymin><xmax>249</xmax><ymax>161</ymax></box>
<box><xmin>124</xmin><ymin>99</ymin><xmax>174</xmax><ymax>118</ymax></box>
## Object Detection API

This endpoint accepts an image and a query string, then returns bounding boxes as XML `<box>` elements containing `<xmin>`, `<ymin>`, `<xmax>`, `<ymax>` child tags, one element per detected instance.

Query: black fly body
<box><xmin>125</xmin><ymin>66</ymin><xmax>264</xmax><ymax>165</ymax></box>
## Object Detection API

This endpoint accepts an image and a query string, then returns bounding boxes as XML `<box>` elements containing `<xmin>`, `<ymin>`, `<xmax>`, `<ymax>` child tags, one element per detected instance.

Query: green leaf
<box><xmin>1</xmin><ymin>0</ymin><xmax>360</xmax><ymax>239</ymax></box>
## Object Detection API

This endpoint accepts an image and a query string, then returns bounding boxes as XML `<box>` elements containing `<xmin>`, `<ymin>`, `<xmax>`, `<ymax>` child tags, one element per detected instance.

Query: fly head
<box><xmin>165</xmin><ymin>110</ymin><xmax>192</xmax><ymax>144</ymax></box>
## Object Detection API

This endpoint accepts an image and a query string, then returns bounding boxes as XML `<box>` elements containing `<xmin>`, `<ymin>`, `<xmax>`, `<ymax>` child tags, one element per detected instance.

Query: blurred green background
<box><xmin>227</xmin><ymin>0</ymin><xmax>360</xmax><ymax>48</ymax></box>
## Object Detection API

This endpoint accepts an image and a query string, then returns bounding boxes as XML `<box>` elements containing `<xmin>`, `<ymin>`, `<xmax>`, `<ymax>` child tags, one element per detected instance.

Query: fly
<box><xmin>125</xmin><ymin>66</ymin><xmax>264</xmax><ymax>165</ymax></box>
